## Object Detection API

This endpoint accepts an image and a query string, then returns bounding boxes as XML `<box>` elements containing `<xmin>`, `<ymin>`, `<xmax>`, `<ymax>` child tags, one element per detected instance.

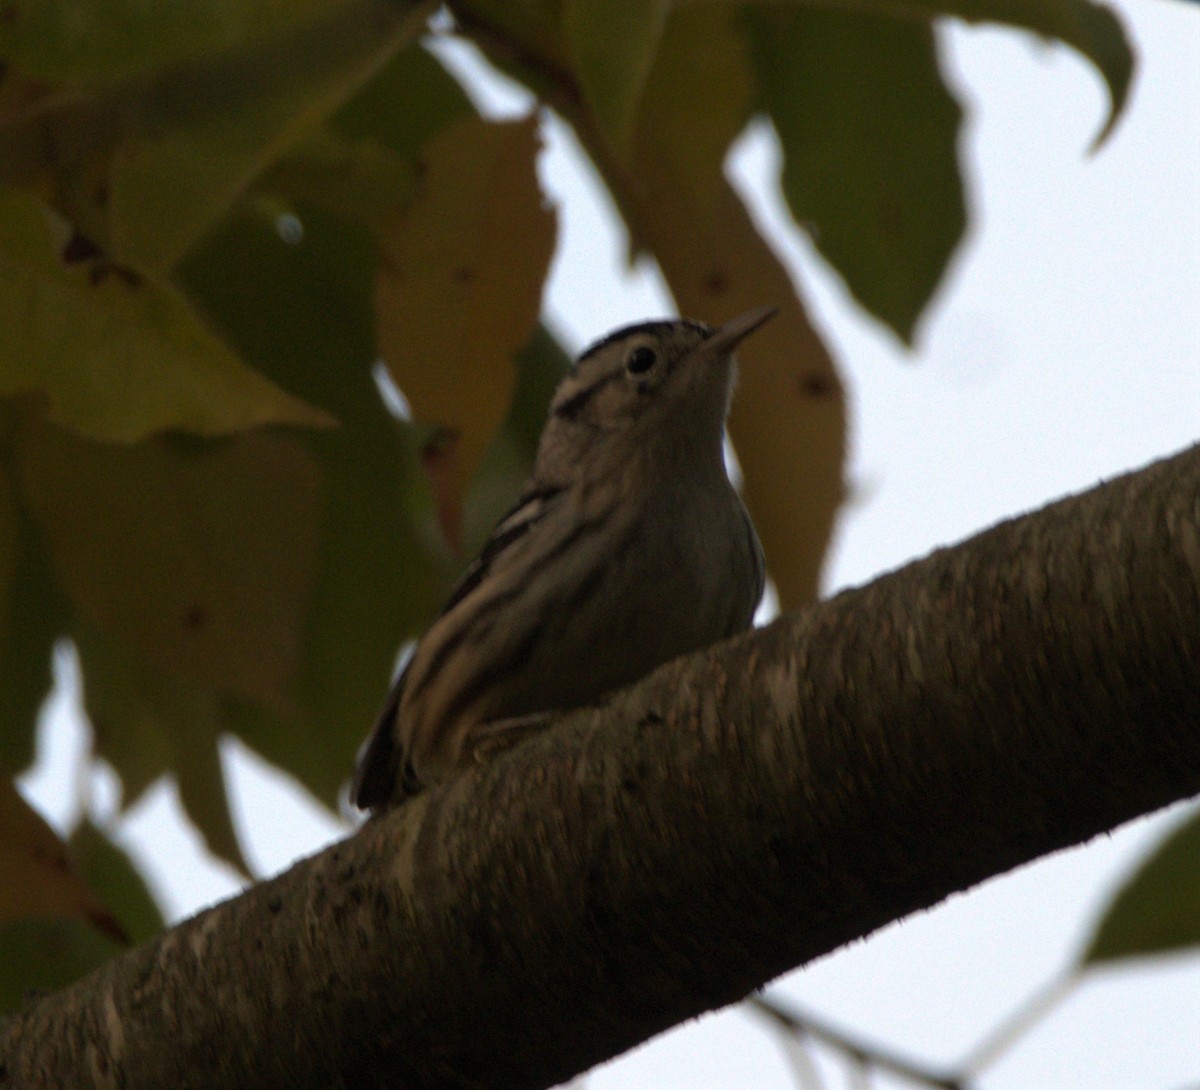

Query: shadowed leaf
<box><xmin>106</xmin><ymin>0</ymin><xmax>428</xmax><ymax>273</ymax></box>
<box><xmin>18</xmin><ymin>426</ymin><xmax>323</xmax><ymax>712</ymax></box>
<box><xmin>0</xmin><ymin>781</ymin><xmax>123</xmax><ymax>939</ymax></box>
<box><xmin>75</xmin><ymin>625</ymin><xmax>251</xmax><ymax>875</ymax></box>
<box><xmin>564</xmin><ymin>0</ymin><xmax>669</xmax><ymax>155</ymax></box>
<box><xmin>0</xmin><ymin>459</ymin><xmax>68</xmax><ymax>773</ymax></box>
<box><xmin>69</xmin><ymin>821</ymin><xmax>166</xmax><ymax>945</ymax></box>
<box><xmin>462</xmin><ymin>324</ymin><xmax>571</xmax><ymax>558</ymax></box>
<box><xmin>0</xmin><ymin>0</ymin><xmax>346</xmax><ymax>82</ymax></box>
<box><xmin>0</xmin><ymin>917</ymin><xmax>124</xmax><ymax>1014</ymax></box>
<box><xmin>330</xmin><ymin>39</ymin><xmax>475</xmax><ymax>156</ymax></box>
<box><xmin>181</xmin><ymin>208</ymin><xmax>447</xmax><ymax>807</ymax></box>
<box><xmin>1081</xmin><ymin>811</ymin><xmax>1200</xmax><ymax>965</ymax></box>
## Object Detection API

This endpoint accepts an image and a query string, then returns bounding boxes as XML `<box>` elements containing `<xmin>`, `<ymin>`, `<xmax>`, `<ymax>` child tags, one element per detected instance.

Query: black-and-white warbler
<box><xmin>352</xmin><ymin>306</ymin><xmax>775</xmax><ymax>810</ymax></box>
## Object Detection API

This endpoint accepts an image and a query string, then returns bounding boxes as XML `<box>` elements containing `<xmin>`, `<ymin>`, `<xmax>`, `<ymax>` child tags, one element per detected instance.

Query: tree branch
<box><xmin>4</xmin><ymin>444</ymin><xmax>1198</xmax><ymax>1090</ymax></box>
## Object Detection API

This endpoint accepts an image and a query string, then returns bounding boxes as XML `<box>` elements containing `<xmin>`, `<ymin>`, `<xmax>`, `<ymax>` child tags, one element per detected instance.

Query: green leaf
<box><xmin>450</xmin><ymin>0</ymin><xmax>567</xmax><ymax>69</ymax></box>
<box><xmin>69</xmin><ymin>821</ymin><xmax>166</xmax><ymax>945</ymax></box>
<box><xmin>180</xmin><ymin>208</ymin><xmax>447</xmax><ymax>807</ymax></box>
<box><xmin>17</xmin><ymin>425</ymin><xmax>323</xmax><ymax>713</ymax></box>
<box><xmin>752</xmin><ymin>0</ymin><xmax>1133</xmax><ymax>150</ymax></box>
<box><xmin>330</xmin><ymin>42</ymin><xmax>475</xmax><ymax>158</ymax></box>
<box><xmin>254</xmin><ymin>128</ymin><xmax>418</xmax><ymax>226</ymax></box>
<box><xmin>0</xmin><ymin>917</ymin><xmax>123</xmax><ymax>1013</ymax></box>
<box><xmin>0</xmin><ymin>0</ymin><xmax>346</xmax><ymax>82</ymax></box>
<box><xmin>254</xmin><ymin>42</ymin><xmax>476</xmax><ymax>226</ymax></box>
<box><xmin>0</xmin><ymin>458</ymin><xmax>67</xmax><ymax>773</ymax></box>
<box><xmin>0</xmin><ymin>188</ymin><xmax>335</xmax><ymax>440</ymax></box>
<box><xmin>564</xmin><ymin>0</ymin><xmax>669</xmax><ymax>155</ymax></box>
<box><xmin>1080</xmin><ymin>811</ymin><xmax>1200</xmax><ymax>965</ymax></box>
<box><xmin>105</xmin><ymin>0</ymin><xmax>429</xmax><ymax>273</ymax></box>
<box><xmin>892</xmin><ymin>0</ymin><xmax>1133</xmax><ymax>147</ymax></box>
<box><xmin>73</xmin><ymin>626</ymin><xmax>171</xmax><ymax>805</ymax></box>
<box><xmin>73</xmin><ymin>625</ymin><xmax>250</xmax><ymax>875</ymax></box>
<box><xmin>749</xmin><ymin>8</ymin><xmax>966</xmax><ymax>344</ymax></box>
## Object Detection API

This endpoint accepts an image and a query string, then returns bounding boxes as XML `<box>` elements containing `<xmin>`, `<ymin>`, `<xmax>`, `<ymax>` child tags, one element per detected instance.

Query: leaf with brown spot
<box><xmin>625</xmin><ymin>6</ymin><xmax>847</xmax><ymax>608</ymax></box>
<box><xmin>106</xmin><ymin>1</ymin><xmax>427</xmax><ymax>274</ymax></box>
<box><xmin>374</xmin><ymin>114</ymin><xmax>556</xmax><ymax>551</ymax></box>
<box><xmin>17</xmin><ymin>425</ymin><xmax>322</xmax><ymax>711</ymax></box>
<box><xmin>0</xmin><ymin>189</ymin><xmax>335</xmax><ymax>440</ymax></box>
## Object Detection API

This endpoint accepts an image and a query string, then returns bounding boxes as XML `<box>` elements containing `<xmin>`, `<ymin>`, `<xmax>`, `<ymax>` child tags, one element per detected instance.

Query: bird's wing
<box><xmin>350</xmin><ymin>481</ymin><xmax>567</xmax><ymax>810</ymax></box>
<box><xmin>440</xmin><ymin>482</ymin><xmax>567</xmax><ymax>614</ymax></box>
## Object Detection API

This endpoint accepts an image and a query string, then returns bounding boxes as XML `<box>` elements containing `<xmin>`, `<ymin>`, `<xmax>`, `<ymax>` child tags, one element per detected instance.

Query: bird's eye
<box><xmin>626</xmin><ymin>346</ymin><xmax>657</xmax><ymax>375</ymax></box>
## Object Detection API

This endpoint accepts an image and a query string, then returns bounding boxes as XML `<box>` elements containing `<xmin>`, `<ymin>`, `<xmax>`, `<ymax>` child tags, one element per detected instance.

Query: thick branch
<box><xmin>4</xmin><ymin>445</ymin><xmax>1199</xmax><ymax>1090</ymax></box>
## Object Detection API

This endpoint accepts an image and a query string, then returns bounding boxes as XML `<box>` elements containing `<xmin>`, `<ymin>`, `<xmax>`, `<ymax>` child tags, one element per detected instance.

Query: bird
<box><xmin>351</xmin><ymin>306</ymin><xmax>776</xmax><ymax>810</ymax></box>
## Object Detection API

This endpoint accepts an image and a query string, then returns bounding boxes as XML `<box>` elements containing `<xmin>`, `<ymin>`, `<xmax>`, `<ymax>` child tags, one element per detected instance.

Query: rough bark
<box><xmin>3</xmin><ymin>444</ymin><xmax>1198</xmax><ymax>1090</ymax></box>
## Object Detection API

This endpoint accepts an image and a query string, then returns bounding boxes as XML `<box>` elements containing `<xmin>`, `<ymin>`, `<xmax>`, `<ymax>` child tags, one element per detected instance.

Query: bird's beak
<box><xmin>704</xmin><ymin>305</ymin><xmax>777</xmax><ymax>355</ymax></box>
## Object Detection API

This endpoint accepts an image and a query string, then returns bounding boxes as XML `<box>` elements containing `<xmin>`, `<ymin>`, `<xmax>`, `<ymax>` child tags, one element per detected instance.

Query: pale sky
<box><xmin>20</xmin><ymin>2</ymin><xmax>1200</xmax><ymax>1087</ymax></box>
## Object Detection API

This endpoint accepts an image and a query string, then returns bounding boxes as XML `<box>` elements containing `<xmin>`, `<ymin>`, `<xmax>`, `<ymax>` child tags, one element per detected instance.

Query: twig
<box><xmin>955</xmin><ymin>969</ymin><xmax>1078</xmax><ymax>1076</ymax></box>
<box><xmin>748</xmin><ymin>994</ymin><xmax>966</xmax><ymax>1090</ymax></box>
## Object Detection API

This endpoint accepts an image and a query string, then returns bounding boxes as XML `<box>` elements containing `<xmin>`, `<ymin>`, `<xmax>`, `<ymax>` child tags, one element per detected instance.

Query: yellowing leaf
<box><xmin>642</xmin><ymin>180</ymin><xmax>847</xmax><ymax>610</ymax></box>
<box><xmin>0</xmin><ymin>779</ymin><xmax>124</xmax><ymax>940</ymax></box>
<box><xmin>564</xmin><ymin>0</ymin><xmax>669</xmax><ymax>156</ymax></box>
<box><xmin>18</xmin><ymin>425</ymin><xmax>322</xmax><ymax>711</ymax></box>
<box><xmin>374</xmin><ymin>115</ymin><xmax>556</xmax><ymax>550</ymax></box>
<box><xmin>462</xmin><ymin>324</ymin><xmax>570</xmax><ymax>557</ymax></box>
<box><xmin>629</xmin><ymin>8</ymin><xmax>847</xmax><ymax>608</ymax></box>
<box><xmin>624</xmin><ymin>3</ymin><xmax>753</xmax><ymax>225</ymax></box>
<box><xmin>0</xmin><ymin>188</ymin><xmax>335</xmax><ymax>440</ymax></box>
